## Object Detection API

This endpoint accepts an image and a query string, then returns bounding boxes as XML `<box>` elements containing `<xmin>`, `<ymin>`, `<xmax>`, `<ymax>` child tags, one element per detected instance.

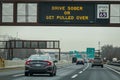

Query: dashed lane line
<box><xmin>71</xmin><ymin>63</ymin><xmax>90</xmax><ymax>79</ymax></box>
<box><xmin>79</xmin><ymin>71</ymin><xmax>83</xmax><ymax>74</ymax></box>
<box><xmin>83</xmin><ymin>63</ymin><xmax>89</xmax><ymax>71</ymax></box>
<box><xmin>71</xmin><ymin>74</ymin><xmax>78</xmax><ymax>79</ymax></box>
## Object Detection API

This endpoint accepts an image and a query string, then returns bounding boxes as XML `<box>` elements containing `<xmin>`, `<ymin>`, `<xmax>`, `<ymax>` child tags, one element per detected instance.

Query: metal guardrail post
<box><xmin>58</xmin><ymin>40</ymin><xmax>60</xmax><ymax>61</ymax></box>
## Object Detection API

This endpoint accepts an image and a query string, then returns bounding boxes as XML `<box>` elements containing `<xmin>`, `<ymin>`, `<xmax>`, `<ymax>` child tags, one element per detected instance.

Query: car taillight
<box><xmin>25</xmin><ymin>60</ymin><xmax>31</xmax><ymax>65</ymax></box>
<box><xmin>45</xmin><ymin>61</ymin><xmax>52</xmax><ymax>66</ymax></box>
<box><xmin>91</xmin><ymin>60</ymin><xmax>93</xmax><ymax>63</ymax></box>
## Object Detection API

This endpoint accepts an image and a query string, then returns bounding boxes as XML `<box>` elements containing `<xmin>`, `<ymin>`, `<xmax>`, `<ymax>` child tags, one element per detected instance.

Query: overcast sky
<box><xmin>0</xmin><ymin>26</ymin><xmax>120</xmax><ymax>52</ymax></box>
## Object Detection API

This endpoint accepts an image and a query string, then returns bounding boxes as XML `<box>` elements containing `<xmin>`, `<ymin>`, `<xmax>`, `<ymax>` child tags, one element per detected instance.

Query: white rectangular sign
<box><xmin>97</xmin><ymin>4</ymin><xmax>109</xmax><ymax>19</ymax></box>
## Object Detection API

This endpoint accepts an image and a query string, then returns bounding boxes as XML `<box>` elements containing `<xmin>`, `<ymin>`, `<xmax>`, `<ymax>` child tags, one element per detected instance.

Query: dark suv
<box><xmin>25</xmin><ymin>54</ymin><xmax>57</xmax><ymax>76</ymax></box>
<box><xmin>91</xmin><ymin>57</ymin><xmax>103</xmax><ymax>68</ymax></box>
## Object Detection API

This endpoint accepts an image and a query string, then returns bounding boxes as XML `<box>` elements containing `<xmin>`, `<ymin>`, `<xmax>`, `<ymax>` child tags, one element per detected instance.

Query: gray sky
<box><xmin>0</xmin><ymin>26</ymin><xmax>120</xmax><ymax>52</ymax></box>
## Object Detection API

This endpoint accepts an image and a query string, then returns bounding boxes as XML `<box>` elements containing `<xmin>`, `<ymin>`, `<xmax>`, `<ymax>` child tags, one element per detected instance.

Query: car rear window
<box><xmin>94</xmin><ymin>58</ymin><xmax>102</xmax><ymax>61</ymax></box>
<box><xmin>29</xmin><ymin>55</ymin><xmax>51</xmax><ymax>60</ymax></box>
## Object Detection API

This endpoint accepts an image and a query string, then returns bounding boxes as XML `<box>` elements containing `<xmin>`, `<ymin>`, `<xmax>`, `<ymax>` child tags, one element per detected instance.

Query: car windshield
<box><xmin>77</xmin><ymin>58</ymin><xmax>83</xmax><ymax>61</ymax></box>
<box><xmin>94</xmin><ymin>58</ymin><xmax>101</xmax><ymax>60</ymax></box>
<box><xmin>29</xmin><ymin>55</ymin><xmax>50</xmax><ymax>60</ymax></box>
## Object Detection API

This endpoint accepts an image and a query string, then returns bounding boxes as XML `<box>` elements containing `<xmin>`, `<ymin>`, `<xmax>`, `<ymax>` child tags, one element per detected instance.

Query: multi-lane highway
<box><xmin>0</xmin><ymin>63</ymin><xmax>120</xmax><ymax>80</ymax></box>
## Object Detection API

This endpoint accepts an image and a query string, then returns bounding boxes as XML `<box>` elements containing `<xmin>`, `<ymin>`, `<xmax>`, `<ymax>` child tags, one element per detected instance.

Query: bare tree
<box><xmin>101</xmin><ymin>45</ymin><xmax>120</xmax><ymax>61</ymax></box>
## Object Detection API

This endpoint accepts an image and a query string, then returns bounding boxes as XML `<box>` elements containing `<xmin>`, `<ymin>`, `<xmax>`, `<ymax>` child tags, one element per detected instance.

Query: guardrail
<box><xmin>106</xmin><ymin>64</ymin><xmax>120</xmax><ymax>72</ymax></box>
<box><xmin>108</xmin><ymin>62</ymin><xmax>120</xmax><ymax>66</ymax></box>
<box><xmin>4</xmin><ymin>60</ymin><xmax>25</xmax><ymax>68</ymax></box>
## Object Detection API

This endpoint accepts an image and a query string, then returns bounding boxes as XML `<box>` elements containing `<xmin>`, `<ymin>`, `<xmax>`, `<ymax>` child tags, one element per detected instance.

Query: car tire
<box><xmin>50</xmin><ymin>69</ymin><xmax>54</xmax><ymax>76</ymax></box>
<box><xmin>50</xmin><ymin>72</ymin><xmax>54</xmax><ymax>76</ymax></box>
<box><xmin>25</xmin><ymin>72</ymin><xmax>29</xmax><ymax>76</ymax></box>
<box><xmin>54</xmin><ymin>71</ymin><xmax>56</xmax><ymax>76</ymax></box>
<box><xmin>101</xmin><ymin>65</ymin><xmax>103</xmax><ymax>68</ymax></box>
<box><xmin>30</xmin><ymin>73</ymin><xmax>33</xmax><ymax>76</ymax></box>
<box><xmin>91</xmin><ymin>65</ymin><xmax>94</xmax><ymax>68</ymax></box>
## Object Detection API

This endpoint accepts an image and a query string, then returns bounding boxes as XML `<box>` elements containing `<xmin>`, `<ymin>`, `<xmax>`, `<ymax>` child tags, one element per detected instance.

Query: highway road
<box><xmin>0</xmin><ymin>63</ymin><xmax>120</xmax><ymax>80</ymax></box>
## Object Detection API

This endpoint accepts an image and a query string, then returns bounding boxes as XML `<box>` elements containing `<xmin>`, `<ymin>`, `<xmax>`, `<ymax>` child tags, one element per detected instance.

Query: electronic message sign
<box><xmin>38</xmin><ymin>2</ymin><xmax>109</xmax><ymax>25</ymax></box>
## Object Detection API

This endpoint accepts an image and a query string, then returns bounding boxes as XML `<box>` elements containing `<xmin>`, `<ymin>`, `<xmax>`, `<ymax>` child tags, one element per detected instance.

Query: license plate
<box><xmin>35</xmin><ymin>64</ymin><xmax>41</xmax><ymax>66</ymax></box>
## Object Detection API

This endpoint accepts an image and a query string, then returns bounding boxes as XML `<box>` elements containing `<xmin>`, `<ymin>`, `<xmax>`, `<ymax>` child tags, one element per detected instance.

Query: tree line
<box><xmin>101</xmin><ymin>45</ymin><xmax>120</xmax><ymax>61</ymax></box>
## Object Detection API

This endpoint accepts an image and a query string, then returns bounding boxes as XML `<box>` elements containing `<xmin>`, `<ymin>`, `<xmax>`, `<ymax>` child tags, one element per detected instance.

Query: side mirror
<box><xmin>53</xmin><ymin>60</ymin><xmax>58</xmax><ymax>63</ymax></box>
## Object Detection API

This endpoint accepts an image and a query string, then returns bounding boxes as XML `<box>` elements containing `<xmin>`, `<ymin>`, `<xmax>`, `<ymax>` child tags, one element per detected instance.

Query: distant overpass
<box><xmin>0</xmin><ymin>40</ymin><xmax>61</xmax><ymax>60</ymax></box>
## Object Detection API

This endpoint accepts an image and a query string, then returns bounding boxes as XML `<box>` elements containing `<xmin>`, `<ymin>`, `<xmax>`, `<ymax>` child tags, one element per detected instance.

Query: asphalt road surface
<box><xmin>0</xmin><ymin>63</ymin><xmax>120</xmax><ymax>80</ymax></box>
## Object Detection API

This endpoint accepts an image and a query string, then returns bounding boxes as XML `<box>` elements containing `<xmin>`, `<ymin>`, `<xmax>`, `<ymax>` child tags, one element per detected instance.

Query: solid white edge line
<box><xmin>71</xmin><ymin>74</ymin><xmax>78</xmax><ymax>78</ymax></box>
<box><xmin>106</xmin><ymin>66</ymin><xmax>120</xmax><ymax>75</ymax></box>
<box><xmin>13</xmin><ymin>74</ymin><xmax>24</xmax><ymax>77</ymax></box>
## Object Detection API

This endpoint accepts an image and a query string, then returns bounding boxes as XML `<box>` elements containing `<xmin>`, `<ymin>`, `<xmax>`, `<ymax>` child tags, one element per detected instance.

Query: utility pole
<box><xmin>98</xmin><ymin>41</ymin><xmax>101</xmax><ymax>57</ymax></box>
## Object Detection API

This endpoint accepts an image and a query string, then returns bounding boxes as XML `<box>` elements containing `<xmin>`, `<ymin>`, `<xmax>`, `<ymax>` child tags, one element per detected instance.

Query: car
<box><xmin>72</xmin><ymin>56</ymin><xmax>77</xmax><ymax>63</ymax></box>
<box><xmin>88</xmin><ymin>59</ymin><xmax>94</xmax><ymax>63</ymax></box>
<box><xmin>76</xmin><ymin>58</ymin><xmax>84</xmax><ymax>65</ymax></box>
<box><xmin>12</xmin><ymin>58</ymin><xmax>22</xmax><ymax>60</ymax></box>
<box><xmin>84</xmin><ymin>59</ymin><xmax>89</xmax><ymax>63</ymax></box>
<box><xmin>24</xmin><ymin>54</ymin><xmax>57</xmax><ymax>76</ymax></box>
<box><xmin>91</xmin><ymin>57</ymin><xmax>103</xmax><ymax>68</ymax></box>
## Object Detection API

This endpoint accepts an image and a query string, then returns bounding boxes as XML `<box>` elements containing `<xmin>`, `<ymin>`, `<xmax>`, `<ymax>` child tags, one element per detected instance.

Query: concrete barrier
<box><xmin>4</xmin><ymin>60</ymin><xmax>25</xmax><ymax>68</ymax></box>
<box><xmin>56</xmin><ymin>60</ymin><xmax>72</xmax><ymax>68</ymax></box>
<box><xmin>0</xmin><ymin>59</ymin><xmax>71</xmax><ymax>69</ymax></box>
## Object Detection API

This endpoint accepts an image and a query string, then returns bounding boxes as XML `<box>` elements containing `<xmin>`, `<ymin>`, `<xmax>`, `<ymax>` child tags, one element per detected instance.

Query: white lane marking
<box><xmin>83</xmin><ymin>63</ymin><xmax>89</xmax><ymax>71</ymax></box>
<box><xmin>106</xmin><ymin>66</ymin><xmax>120</xmax><ymax>75</ymax></box>
<box><xmin>13</xmin><ymin>74</ymin><xmax>24</xmax><ymax>77</ymax></box>
<box><xmin>71</xmin><ymin>74</ymin><xmax>78</xmax><ymax>79</ymax></box>
<box><xmin>83</xmin><ymin>69</ymin><xmax>85</xmax><ymax>71</ymax></box>
<box><xmin>86</xmin><ymin>63</ymin><xmax>89</xmax><ymax>68</ymax></box>
<box><xmin>71</xmin><ymin>63</ymin><xmax>90</xmax><ymax>79</ymax></box>
<box><xmin>79</xmin><ymin>71</ymin><xmax>83</xmax><ymax>74</ymax></box>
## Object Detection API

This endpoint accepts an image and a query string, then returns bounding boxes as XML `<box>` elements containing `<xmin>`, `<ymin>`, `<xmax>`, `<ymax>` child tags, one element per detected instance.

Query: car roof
<box><xmin>30</xmin><ymin>53</ymin><xmax>50</xmax><ymax>56</ymax></box>
<box><xmin>28</xmin><ymin>54</ymin><xmax>52</xmax><ymax>60</ymax></box>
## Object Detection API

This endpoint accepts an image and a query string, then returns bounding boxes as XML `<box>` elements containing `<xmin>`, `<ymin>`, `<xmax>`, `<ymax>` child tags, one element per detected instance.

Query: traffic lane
<box><xmin>0</xmin><ymin>68</ymin><xmax>25</xmax><ymax>80</ymax></box>
<box><xmin>0</xmin><ymin>67</ymin><xmax>24</xmax><ymax>77</ymax></box>
<box><xmin>80</xmin><ymin>67</ymin><xmax>120</xmax><ymax>80</ymax></box>
<box><xmin>0</xmin><ymin>62</ymin><xmax>71</xmax><ymax>77</ymax></box>
<box><xmin>12</xmin><ymin>63</ymin><xmax>85</xmax><ymax>80</ymax></box>
<box><xmin>58</xmin><ymin>63</ymin><xmax>89</xmax><ymax>80</ymax></box>
<box><xmin>0</xmin><ymin>63</ymin><xmax>72</xmax><ymax>77</ymax></box>
<box><xmin>59</xmin><ymin>64</ymin><xmax>120</xmax><ymax>80</ymax></box>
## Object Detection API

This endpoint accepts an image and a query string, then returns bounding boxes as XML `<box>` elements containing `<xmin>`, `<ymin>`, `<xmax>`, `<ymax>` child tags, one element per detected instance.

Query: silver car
<box><xmin>91</xmin><ymin>57</ymin><xmax>103</xmax><ymax>68</ymax></box>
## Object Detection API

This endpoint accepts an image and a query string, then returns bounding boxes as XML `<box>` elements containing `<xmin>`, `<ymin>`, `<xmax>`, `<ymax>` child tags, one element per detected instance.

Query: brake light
<box><xmin>25</xmin><ymin>60</ymin><xmax>31</xmax><ymax>65</ymax></box>
<box><xmin>76</xmin><ymin>60</ymin><xmax>79</xmax><ymax>62</ymax></box>
<box><xmin>45</xmin><ymin>61</ymin><xmax>52</xmax><ymax>66</ymax></box>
